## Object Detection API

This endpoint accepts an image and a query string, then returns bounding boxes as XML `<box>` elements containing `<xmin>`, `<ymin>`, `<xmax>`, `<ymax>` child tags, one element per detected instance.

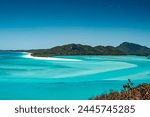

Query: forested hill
<box><xmin>117</xmin><ymin>42</ymin><xmax>150</xmax><ymax>56</ymax></box>
<box><xmin>1</xmin><ymin>42</ymin><xmax>150</xmax><ymax>57</ymax></box>
<box><xmin>29</xmin><ymin>44</ymin><xmax>124</xmax><ymax>57</ymax></box>
<box><xmin>29</xmin><ymin>42</ymin><xmax>150</xmax><ymax>57</ymax></box>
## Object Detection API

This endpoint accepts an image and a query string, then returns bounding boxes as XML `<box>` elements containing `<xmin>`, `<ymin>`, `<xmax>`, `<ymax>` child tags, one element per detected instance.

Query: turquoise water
<box><xmin>0</xmin><ymin>52</ymin><xmax>150</xmax><ymax>100</ymax></box>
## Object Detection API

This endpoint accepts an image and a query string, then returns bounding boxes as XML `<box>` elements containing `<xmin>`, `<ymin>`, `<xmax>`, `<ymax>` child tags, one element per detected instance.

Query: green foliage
<box><xmin>123</xmin><ymin>79</ymin><xmax>134</xmax><ymax>91</ymax></box>
<box><xmin>122</xmin><ymin>79</ymin><xmax>134</xmax><ymax>99</ymax></box>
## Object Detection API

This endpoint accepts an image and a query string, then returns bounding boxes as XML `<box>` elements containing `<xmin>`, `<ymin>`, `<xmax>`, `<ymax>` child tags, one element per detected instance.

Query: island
<box><xmin>1</xmin><ymin>42</ymin><xmax>150</xmax><ymax>57</ymax></box>
<box><xmin>3</xmin><ymin>42</ymin><xmax>149</xmax><ymax>57</ymax></box>
<box><xmin>0</xmin><ymin>42</ymin><xmax>150</xmax><ymax>100</ymax></box>
<box><xmin>28</xmin><ymin>42</ymin><xmax>150</xmax><ymax>57</ymax></box>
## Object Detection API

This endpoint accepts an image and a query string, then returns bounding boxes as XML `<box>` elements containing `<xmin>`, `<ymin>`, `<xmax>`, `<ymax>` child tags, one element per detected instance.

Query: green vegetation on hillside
<box><xmin>30</xmin><ymin>44</ymin><xmax>124</xmax><ymax>57</ymax></box>
<box><xmin>30</xmin><ymin>42</ymin><xmax>150</xmax><ymax>57</ymax></box>
<box><xmin>1</xmin><ymin>42</ymin><xmax>150</xmax><ymax>57</ymax></box>
<box><xmin>117</xmin><ymin>42</ymin><xmax>150</xmax><ymax>56</ymax></box>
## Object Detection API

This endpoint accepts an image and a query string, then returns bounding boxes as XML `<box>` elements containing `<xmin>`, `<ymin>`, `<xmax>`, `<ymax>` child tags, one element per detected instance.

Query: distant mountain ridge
<box><xmin>29</xmin><ymin>42</ymin><xmax>150</xmax><ymax>57</ymax></box>
<box><xmin>30</xmin><ymin>44</ymin><xmax>124</xmax><ymax>57</ymax></box>
<box><xmin>117</xmin><ymin>42</ymin><xmax>150</xmax><ymax>56</ymax></box>
<box><xmin>1</xmin><ymin>42</ymin><xmax>150</xmax><ymax>57</ymax></box>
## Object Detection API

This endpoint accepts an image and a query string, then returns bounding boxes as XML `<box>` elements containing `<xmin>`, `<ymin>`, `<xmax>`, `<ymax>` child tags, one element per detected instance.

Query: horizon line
<box><xmin>0</xmin><ymin>41</ymin><xmax>149</xmax><ymax>51</ymax></box>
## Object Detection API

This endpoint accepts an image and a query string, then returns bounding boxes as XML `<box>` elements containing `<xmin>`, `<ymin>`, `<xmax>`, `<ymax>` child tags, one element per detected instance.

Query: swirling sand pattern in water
<box><xmin>0</xmin><ymin>52</ymin><xmax>150</xmax><ymax>99</ymax></box>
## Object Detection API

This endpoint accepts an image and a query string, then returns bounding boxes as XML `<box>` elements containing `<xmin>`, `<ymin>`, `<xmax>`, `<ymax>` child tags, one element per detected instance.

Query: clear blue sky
<box><xmin>0</xmin><ymin>0</ymin><xmax>150</xmax><ymax>49</ymax></box>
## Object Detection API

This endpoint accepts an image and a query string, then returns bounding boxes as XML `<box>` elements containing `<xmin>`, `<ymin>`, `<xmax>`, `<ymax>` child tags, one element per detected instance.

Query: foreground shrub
<box><xmin>92</xmin><ymin>80</ymin><xmax>150</xmax><ymax>100</ymax></box>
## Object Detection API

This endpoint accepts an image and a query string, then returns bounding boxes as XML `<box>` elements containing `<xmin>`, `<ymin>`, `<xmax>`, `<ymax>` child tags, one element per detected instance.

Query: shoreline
<box><xmin>22</xmin><ymin>52</ymin><xmax>82</xmax><ymax>61</ymax></box>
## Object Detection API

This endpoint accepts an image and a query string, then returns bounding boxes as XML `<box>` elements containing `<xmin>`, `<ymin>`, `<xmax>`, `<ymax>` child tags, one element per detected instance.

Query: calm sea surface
<box><xmin>0</xmin><ymin>52</ymin><xmax>150</xmax><ymax>99</ymax></box>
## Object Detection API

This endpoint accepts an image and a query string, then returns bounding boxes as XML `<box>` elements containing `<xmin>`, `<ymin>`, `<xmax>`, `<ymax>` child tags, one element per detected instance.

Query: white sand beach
<box><xmin>23</xmin><ymin>52</ymin><xmax>82</xmax><ymax>62</ymax></box>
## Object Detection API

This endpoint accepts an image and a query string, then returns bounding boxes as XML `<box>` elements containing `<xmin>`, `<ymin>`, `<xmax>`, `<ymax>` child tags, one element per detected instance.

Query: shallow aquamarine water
<box><xmin>0</xmin><ymin>52</ymin><xmax>150</xmax><ymax>100</ymax></box>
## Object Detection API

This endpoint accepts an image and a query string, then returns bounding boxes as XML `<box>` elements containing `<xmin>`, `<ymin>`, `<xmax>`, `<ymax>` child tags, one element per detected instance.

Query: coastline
<box><xmin>22</xmin><ymin>52</ymin><xmax>82</xmax><ymax>62</ymax></box>
<box><xmin>0</xmin><ymin>52</ymin><xmax>150</xmax><ymax>99</ymax></box>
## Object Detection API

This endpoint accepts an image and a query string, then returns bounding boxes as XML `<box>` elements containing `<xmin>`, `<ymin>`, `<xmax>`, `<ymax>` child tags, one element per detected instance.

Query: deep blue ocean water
<box><xmin>0</xmin><ymin>52</ymin><xmax>150</xmax><ymax>100</ymax></box>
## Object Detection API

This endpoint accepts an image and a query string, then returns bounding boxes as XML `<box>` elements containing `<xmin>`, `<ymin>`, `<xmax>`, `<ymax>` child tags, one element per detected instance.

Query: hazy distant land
<box><xmin>1</xmin><ymin>42</ymin><xmax>150</xmax><ymax>57</ymax></box>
